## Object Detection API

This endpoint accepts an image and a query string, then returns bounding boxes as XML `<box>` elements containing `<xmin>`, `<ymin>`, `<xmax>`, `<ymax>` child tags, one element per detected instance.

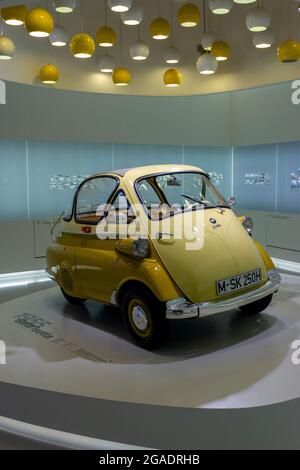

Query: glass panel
<box><xmin>0</xmin><ymin>141</ymin><xmax>28</xmax><ymax>220</ymax></box>
<box><xmin>113</xmin><ymin>144</ymin><xmax>183</xmax><ymax>169</ymax></box>
<box><xmin>76</xmin><ymin>177</ymin><xmax>117</xmax><ymax>223</ymax></box>
<box><xmin>27</xmin><ymin>141</ymin><xmax>113</xmax><ymax>219</ymax></box>
<box><xmin>277</xmin><ymin>142</ymin><xmax>300</xmax><ymax>214</ymax></box>
<box><xmin>183</xmin><ymin>146</ymin><xmax>232</xmax><ymax>199</ymax></box>
<box><xmin>233</xmin><ymin>144</ymin><xmax>277</xmax><ymax>211</ymax></box>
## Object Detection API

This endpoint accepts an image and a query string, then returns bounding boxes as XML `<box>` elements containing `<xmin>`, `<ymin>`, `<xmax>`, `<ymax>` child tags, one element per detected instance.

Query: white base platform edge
<box><xmin>0</xmin><ymin>415</ymin><xmax>147</xmax><ymax>450</ymax></box>
<box><xmin>272</xmin><ymin>258</ymin><xmax>300</xmax><ymax>275</ymax></box>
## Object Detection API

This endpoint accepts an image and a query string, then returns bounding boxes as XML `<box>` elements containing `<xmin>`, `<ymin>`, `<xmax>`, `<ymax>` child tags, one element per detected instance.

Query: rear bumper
<box><xmin>166</xmin><ymin>269</ymin><xmax>281</xmax><ymax>320</ymax></box>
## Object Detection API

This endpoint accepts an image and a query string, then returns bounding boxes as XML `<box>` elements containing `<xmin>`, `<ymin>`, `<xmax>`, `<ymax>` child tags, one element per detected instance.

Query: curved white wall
<box><xmin>0</xmin><ymin>80</ymin><xmax>299</xmax><ymax>146</ymax></box>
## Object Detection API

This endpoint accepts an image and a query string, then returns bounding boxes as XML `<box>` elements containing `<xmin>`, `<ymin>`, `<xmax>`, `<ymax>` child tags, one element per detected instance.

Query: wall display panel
<box><xmin>27</xmin><ymin>141</ymin><xmax>113</xmax><ymax>219</ymax></box>
<box><xmin>277</xmin><ymin>142</ymin><xmax>300</xmax><ymax>214</ymax></box>
<box><xmin>113</xmin><ymin>144</ymin><xmax>184</xmax><ymax>169</ymax></box>
<box><xmin>183</xmin><ymin>146</ymin><xmax>232</xmax><ymax>199</ymax></box>
<box><xmin>0</xmin><ymin>141</ymin><xmax>28</xmax><ymax>220</ymax></box>
<box><xmin>233</xmin><ymin>144</ymin><xmax>277</xmax><ymax>211</ymax></box>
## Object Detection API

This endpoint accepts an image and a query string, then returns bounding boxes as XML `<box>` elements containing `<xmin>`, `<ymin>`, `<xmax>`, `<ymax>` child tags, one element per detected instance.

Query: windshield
<box><xmin>136</xmin><ymin>172</ymin><xmax>228</xmax><ymax>219</ymax></box>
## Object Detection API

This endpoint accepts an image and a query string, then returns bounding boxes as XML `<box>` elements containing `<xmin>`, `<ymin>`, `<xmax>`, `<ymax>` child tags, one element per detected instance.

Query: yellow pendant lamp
<box><xmin>96</xmin><ymin>26</ymin><xmax>116</xmax><ymax>47</ymax></box>
<box><xmin>70</xmin><ymin>32</ymin><xmax>95</xmax><ymax>58</ymax></box>
<box><xmin>39</xmin><ymin>64</ymin><xmax>59</xmax><ymax>84</ymax></box>
<box><xmin>278</xmin><ymin>39</ymin><xmax>300</xmax><ymax>63</ymax></box>
<box><xmin>211</xmin><ymin>40</ymin><xmax>230</xmax><ymax>61</ymax></box>
<box><xmin>178</xmin><ymin>2</ymin><xmax>200</xmax><ymax>28</ymax></box>
<box><xmin>112</xmin><ymin>67</ymin><xmax>131</xmax><ymax>86</ymax></box>
<box><xmin>1</xmin><ymin>4</ymin><xmax>27</xmax><ymax>26</ymax></box>
<box><xmin>25</xmin><ymin>8</ymin><xmax>54</xmax><ymax>37</ymax></box>
<box><xmin>163</xmin><ymin>68</ymin><xmax>182</xmax><ymax>87</ymax></box>
<box><xmin>150</xmin><ymin>17</ymin><xmax>170</xmax><ymax>40</ymax></box>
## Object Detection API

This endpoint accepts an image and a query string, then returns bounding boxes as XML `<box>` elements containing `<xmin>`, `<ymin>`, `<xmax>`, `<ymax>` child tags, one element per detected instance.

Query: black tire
<box><xmin>239</xmin><ymin>293</ymin><xmax>273</xmax><ymax>314</ymax></box>
<box><xmin>61</xmin><ymin>288</ymin><xmax>86</xmax><ymax>305</ymax></box>
<box><xmin>122</xmin><ymin>288</ymin><xmax>168</xmax><ymax>350</ymax></box>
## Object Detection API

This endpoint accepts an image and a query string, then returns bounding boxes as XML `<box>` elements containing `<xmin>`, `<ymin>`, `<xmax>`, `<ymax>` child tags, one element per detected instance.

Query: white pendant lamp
<box><xmin>53</xmin><ymin>0</ymin><xmax>77</xmax><ymax>13</ymax></box>
<box><xmin>98</xmin><ymin>54</ymin><xmax>116</xmax><ymax>72</ymax></box>
<box><xmin>130</xmin><ymin>39</ymin><xmax>149</xmax><ymax>60</ymax></box>
<box><xmin>165</xmin><ymin>45</ymin><xmax>180</xmax><ymax>64</ymax></box>
<box><xmin>246</xmin><ymin>6</ymin><xmax>271</xmax><ymax>32</ymax></box>
<box><xmin>49</xmin><ymin>25</ymin><xmax>68</xmax><ymax>46</ymax></box>
<box><xmin>201</xmin><ymin>31</ymin><xmax>217</xmax><ymax>51</ymax></box>
<box><xmin>196</xmin><ymin>53</ymin><xmax>218</xmax><ymax>74</ymax></box>
<box><xmin>121</xmin><ymin>1</ymin><xmax>143</xmax><ymax>25</ymax></box>
<box><xmin>209</xmin><ymin>0</ymin><xmax>233</xmax><ymax>15</ymax></box>
<box><xmin>253</xmin><ymin>30</ymin><xmax>274</xmax><ymax>49</ymax></box>
<box><xmin>108</xmin><ymin>0</ymin><xmax>132</xmax><ymax>13</ymax></box>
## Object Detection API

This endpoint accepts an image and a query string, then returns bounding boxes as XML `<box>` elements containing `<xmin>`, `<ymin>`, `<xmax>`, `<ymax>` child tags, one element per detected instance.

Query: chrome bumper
<box><xmin>166</xmin><ymin>269</ymin><xmax>281</xmax><ymax>320</ymax></box>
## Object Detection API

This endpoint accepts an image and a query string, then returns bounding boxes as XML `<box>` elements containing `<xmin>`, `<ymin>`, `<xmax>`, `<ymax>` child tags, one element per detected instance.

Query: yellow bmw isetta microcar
<box><xmin>47</xmin><ymin>165</ymin><xmax>281</xmax><ymax>349</ymax></box>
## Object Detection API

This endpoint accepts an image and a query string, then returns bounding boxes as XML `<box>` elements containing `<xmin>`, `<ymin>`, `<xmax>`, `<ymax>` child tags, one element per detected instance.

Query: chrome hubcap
<box><xmin>132</xmin><ymin>305</ymin><xmax>148</xmax><ymax>331</ymax></box>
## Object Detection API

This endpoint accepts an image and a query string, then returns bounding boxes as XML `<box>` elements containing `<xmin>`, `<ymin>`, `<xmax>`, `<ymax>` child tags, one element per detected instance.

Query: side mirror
<box><xmin>227</xmin><ymin>196</ymin><xmax>236</xmax><ymax>207</ymax></box>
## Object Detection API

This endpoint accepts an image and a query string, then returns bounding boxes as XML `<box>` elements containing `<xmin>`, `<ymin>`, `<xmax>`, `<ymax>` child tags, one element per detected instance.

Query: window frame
<box><xmin>74</xmin><ymin>175</ymin><xmax>120</xmax><ymax>225</ymax></box>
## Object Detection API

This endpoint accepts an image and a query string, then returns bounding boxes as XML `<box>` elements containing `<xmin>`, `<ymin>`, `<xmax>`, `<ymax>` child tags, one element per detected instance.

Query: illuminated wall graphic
<box><xmin>0</xmin><ymin>140</ymin><xmax>299</xmax><ymax>220</ymax></box>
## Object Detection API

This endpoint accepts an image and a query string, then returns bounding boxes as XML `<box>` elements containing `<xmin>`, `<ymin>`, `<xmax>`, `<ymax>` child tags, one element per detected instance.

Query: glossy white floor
<box><xmin>0</xmin><ymin>273</ymin><xmax>299</xmax><ymax>410</ymax></box>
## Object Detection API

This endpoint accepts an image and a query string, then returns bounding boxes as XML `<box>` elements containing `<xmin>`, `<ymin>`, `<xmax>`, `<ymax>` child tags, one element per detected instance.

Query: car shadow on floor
<box><xmin>60</xmin><ymin>298</ymin><xmax>283</xmax><ymax>360</ymax></box>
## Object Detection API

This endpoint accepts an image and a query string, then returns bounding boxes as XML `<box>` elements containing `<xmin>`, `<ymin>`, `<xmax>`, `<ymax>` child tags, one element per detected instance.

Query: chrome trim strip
<box><xmin>166</xmin><ymin>269</ymin><xmax>281</xmax><ymax>320</ymax></box>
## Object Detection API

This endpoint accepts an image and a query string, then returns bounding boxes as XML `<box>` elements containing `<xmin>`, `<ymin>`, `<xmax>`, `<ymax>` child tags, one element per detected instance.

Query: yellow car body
<box><xmin>47</xmin><ymin>164</ymin><xmax>281</xmax><ymax>348</ymax></box>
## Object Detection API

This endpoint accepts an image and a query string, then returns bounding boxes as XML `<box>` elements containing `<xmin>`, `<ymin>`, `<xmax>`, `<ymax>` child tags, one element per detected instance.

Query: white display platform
<box><xmin>0</xmin><ymin>273</ymin><xmax>300</xmax><ymax>449</ymax></box>
<box><xmin>0</xmin><ymin>274</ymin><xmax>299</xmax><ymax>409</ymax></box>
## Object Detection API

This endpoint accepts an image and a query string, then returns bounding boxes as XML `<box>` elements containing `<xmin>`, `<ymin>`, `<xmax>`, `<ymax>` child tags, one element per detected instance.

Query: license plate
<box><xmin>216</xmin><ymin>269</ymin><xmax>261</xmax><ymax>296</ymax></box>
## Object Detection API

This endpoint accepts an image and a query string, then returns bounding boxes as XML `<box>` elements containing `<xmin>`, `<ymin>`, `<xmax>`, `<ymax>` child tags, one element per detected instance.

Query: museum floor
<box><xmin>0</xmin><ymin>272</ymin><xmax>299</xmax><ymax>449</ymax></box>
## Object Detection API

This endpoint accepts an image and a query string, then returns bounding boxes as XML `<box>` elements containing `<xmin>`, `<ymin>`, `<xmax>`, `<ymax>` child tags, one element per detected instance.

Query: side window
<box><xmin>106</xmin><ymin>190</ymin><xmax>135</xmax><ymax>224</ymax></box>
<box><xmin>76</xmin><ymin>177</ymin><xmax>118</xmax><ymax>223</ymax></box>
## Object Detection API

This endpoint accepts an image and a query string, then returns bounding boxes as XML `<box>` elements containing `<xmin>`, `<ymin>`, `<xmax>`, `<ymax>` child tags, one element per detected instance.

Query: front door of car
<box><xmin>74</xmin><ymin>177</ymin><xmax>133</xmax><ymax>302</ymax></box>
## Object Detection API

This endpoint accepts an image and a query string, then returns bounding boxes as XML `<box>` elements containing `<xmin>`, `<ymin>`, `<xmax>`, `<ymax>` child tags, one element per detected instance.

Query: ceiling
<box><xmin>0</xmin><ymin>0</ymin><xmax>299</xmax><ymax>96</ymax></box>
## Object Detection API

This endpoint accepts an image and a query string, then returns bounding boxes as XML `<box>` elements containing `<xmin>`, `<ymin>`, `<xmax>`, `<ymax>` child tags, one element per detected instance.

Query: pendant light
<box><xmin>112</xmin><ymin>20</ymin><xmax>131</xmax><ymax>85</ymax></box>
<box><xmin>96</xmin><ymin>1</ymin><xmax>117</xmax><ymax>47</ymax></box>
<box><xmin>253</xmin><ymin>30</ymin><xmax>274</xmax><ymax>49</ymax></box>
<box><xmin>98</xmin><ymin>54</ymin><xmax>116</xmax><ymax>73</ymax></box>
<box><xmin>0</xmin><ymin>21</ymin><xmax>15</xmax><ymax>60</ymax></box>
<box><xmin>1</xmin><ymin>4</ymin><xmax>27</xmax><ymax>26</ymax></box>
<box><xmin>163</xmin><ymin>68</ymin><xmax>182</xmax><ymax>87</ymax></box>
<box><xmin>165</xmin><ymin>45</ymin><xmax>180</xmax><ymax>64</ymax></box>
<box><xmin>25</xmin><ymin>7</ymin><xmax>54</xmax><ymax>37</ymax></box>
<box><xmin>130</xmin><ymin>23</ymin><xmax>149</xmax><ymax>60</ymax></box>
<box><xmin>209</xmin><ymin>0</ymin><xmax>233</xmax><ymax>15</ymax></box>
<box><xmin>121</xmin><ymin>1</ymin><xmax>143</xmax><ymax>25</ymax></box>
<box><xmin>39</xmin><ymin>63</ymin><xmax>59</xmax><ymax>83</ymax></box>
<box><xmin>165</xmin><ymin>0</ymin><xmax>180</xmax><ymax>64</ymax></box>
<box><xmin>201</xmin><ymin>0</ymin><xmax>217</xmax><ymax>51</ymax></box>
<box><xmin>201</xmin><ymin>31</ymin><xmax>217</xmax><ymax>50</ymax></box>
<box><xmin>211</xmin><ymin>40</ymin><xmax>230</xmax><ymax>60</ymax></box>
<box><xmin>70</xmin><ymin>0</ymin><xmax>95</xmax><ymax>58</ymax></box>
<box><xmin>108</xmin><ymin>0</ymin><xmax>133</xmax><ymax>13</ymax></box>
<box><xmin>49</xmin><ymin>16</ymin><xmax>68</xmax><ymax>47</ymax></box>
<box><xmin>53</xmin><ymin>0</ymin><xmax>77</xmax><ymax>13</ymax></box>
<box><xmin>150</xmin><ymin>0</ymin><xmax>170</xmax><ymax>40</ymax></box>
<box><xmin>246</xmin><ymin>6</ymin><xmax>271</xmax><ymax>32</ymax></box>
<box><xmin>278</xmin><ymin>1</ymin><xmax>300</xmax><ymax>62</ymax></box>
<box><xmin>196</xmin><ymin>52</ymin><xmax>218</xmax><ymax>74</ymax></box>
<box><xmin>178</xmin><ymin>2</ymin><xmax>200</xmax><ymax>27</ymax></box>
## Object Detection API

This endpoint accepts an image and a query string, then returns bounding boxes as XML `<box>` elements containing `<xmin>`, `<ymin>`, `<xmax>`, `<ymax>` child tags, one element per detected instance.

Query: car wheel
<box><xmin>122</xmin><ymin>288</ymin><xmax>168</xmax><ymax>350</ymax></box>
<box><xmin>239</xmin><ymin>294</ymin><xmax>273</xmax><ymax>314</ymax></box>
<box><xmin>61</xmin><ymin>288</ymin><xmax>86</xmax><ymax>305</ymax></box>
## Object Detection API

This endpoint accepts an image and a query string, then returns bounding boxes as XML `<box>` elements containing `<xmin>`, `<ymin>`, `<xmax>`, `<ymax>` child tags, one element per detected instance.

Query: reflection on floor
<box><xmin>0</xmin><ymin>274</ymin><xmax>299</xmax><ymax>409</ymax></box>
